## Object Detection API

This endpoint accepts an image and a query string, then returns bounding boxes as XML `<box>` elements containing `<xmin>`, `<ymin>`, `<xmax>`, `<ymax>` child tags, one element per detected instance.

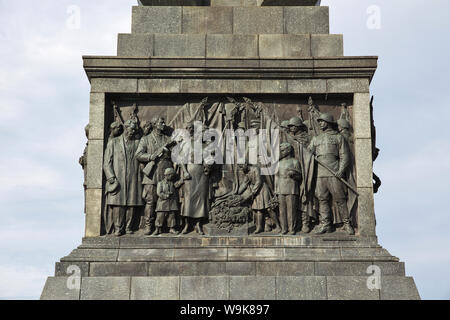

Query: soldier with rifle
<box><xmin>136</xmin><ymin>117</ymin><xmax>176</xmax><ymax>235</ymax></box>
<box><xmin>308</xmin><ymin>113</ymin><xmax>355</xmax><ymax>235</ymax></box>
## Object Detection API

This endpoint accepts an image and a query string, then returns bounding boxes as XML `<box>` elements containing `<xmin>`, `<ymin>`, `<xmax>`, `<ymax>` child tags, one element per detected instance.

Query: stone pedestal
<box><xmin>41</xmin><ymin>235</ymin><xmax>420</xmax><ymax>300</ymax></box>
<box><xmin>41</xmin><ymin>1</ymin><xmax>419</xmax><ymax>300</ymax></box>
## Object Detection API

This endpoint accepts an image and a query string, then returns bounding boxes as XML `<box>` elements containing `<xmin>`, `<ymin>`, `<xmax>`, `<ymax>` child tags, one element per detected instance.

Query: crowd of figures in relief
<box><xmin>79</xmin><ymin>96</ymin><xmax>381</xmax><ymax>237</ymax></box>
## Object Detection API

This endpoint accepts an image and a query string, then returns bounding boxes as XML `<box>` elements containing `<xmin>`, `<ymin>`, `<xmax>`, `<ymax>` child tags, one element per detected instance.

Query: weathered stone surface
<box><xmin>117</xmin><ymin>34</ymin><xmax>153</xmax><ymax>57</ymax></box>
<box><xmin>340</xmin><ymin>247</ymin><xmax>392</xmax><ymax>260</ymax></box>
<box><xmin>311</xmin><ymin>34</ymin><xmax>343</xmax><ymax>57</ymax></box>
<box><xmin>211</xmin><ymin>0</ymin><xmax>260</xmax><ymax>5</ymax></box>
<box><xmin>132</xmin><ymin>6</ymin><xmax>181</xmax><ymax>34</ymax></box>
<box><xmin>81</xmin><ymin>277</ymin><xmax>131</xmax><ymax>300</ymax></box>
<box><xmin>138</xmin><ymin>79</ymin><xmax>181</xmax><ymax>93</ymax></box>
<box><xmin>257</xmin><ymin>262</ymin><xmax>314</xmax><ymax>276</ymax></box>
<box><xmin>118</xmin><ymin>249</ymin><xmax>174</xmax><ymax>262</ymax></box>
<box><xmin>233</xmin><ymin>80</ymin><xmax>261</xmax><ymax>94</ymax></box>
<box><xmin>182</xmin><ymin>7</ymin><xmax>233</xmax><ymax>34</ymax></box>
<box><xmin>260</xmin><ymin>80</ymin><xmax>287</xmax><ymax>93</ymax></box>
<box><xmin>41</xmin><ymin>277</ymin><xmax>80</xmax><ymax>300</ymax></box>
<box><xmin>357</xmin><ymin>187</ymin><xmax>377</xmax><ymax>237</ymax></box>
<box><xmin>233</xmin><ymin>7</ymin><xmax>283</xmax><ymax>34</ymax></box>
<box><xmin>259</xmin><ymin>34</ymin><xmax>311</xmax><ymax>58</ymax></box>
<box><xmin>327</xmin><ymin>79</ymin><xmax>370</xmax><ymax>94</ymax></box>
<box><xmin>229</xmin><ymin>276</ymin><xmax>276</xmax><ymax>300</ymax></box>
<box><xmin>207</xmin><ymin>35</ymin><xmax>258</xmax><ymax>58</ymax></box>
<box><xmin>380</xmin><ymin>276</ymin><xmax>421</xmax><ymax>300</ymax></box>
<box><xmin>277</xmin><ymin>276</ymin><xmax>327</xmax><ymax>300</ymax></box>
<box><xmin>88</xmin><ymin>93</ymin><xmax>105</xmax><ymax>140</ymax></box>
<box><xmin>180</xmin><ymin>276</ymin><xmax>228</xmax><ymax>300</ymax></box>
<box><xmin>91</xmin><ymin>78</ymin><xmax>138</xmax><ymax>93</ymax></box>
<box><xmin>284</xmin><ymin>248</ymin><xmax>341</xmax><ymax>261</ymax></box>
<box><xmin>139</xmin><ymin>0</ymin><xmax>209</xmax><ymax>5</ymax></box>
<box><xmin>327</xmin><ymin>276</ymin><xmax>380</xmax><ymax>300</ymax></box>
<box><xmin>86</xmin><ymin>140</ymin><xmax>104</xmax><ymax>189</ymax></box>
<box><xmin>131</xmin><ymin>277</ymin><xmax>179</xmax><ymax>300</ymax></box>
<box><xmin>149</xmin><ymin>262</ymin><xmax>227</xmax><ymax>276</ymax></box>
<box><xmin>226</xmin><ymin>262</ymin><xmax>256</xmax><ymax>276</ymax></box>
<box><xmin>316</xmin><ymin>262</ymin><xmax>374</xmax><ymax>276</ymax></box>
<box><xmin>154</xmin><ymin>34</ymin><xmax>206</xmax><ymax>57</ymax></box>
<box><xmin>90</xmin><ymin>262</ymin><xmax>147</xmax><ymax>277</ymax></box>
<box><xmin>55</xmin><ymin>262</ymin><xmax>89</xmax><ymax>277</ymax></box>
<box><xmin>284</xmin><ymin>6</ymin><xmax>329</xmax><ymax>34</ymax></box>
<box><xmin>353</xmin><ymin>93</ymin><xmax>372</xmax><ymax>139</ymax></box>
<box><xmin>354</xmin><ymin>138</ymin><xmax>374</xmax><ymax>188</ymax></box>
<box><xmin>62</xmin><ymin>248</ymin><xmax>118</xmax><ymax>262</ymax></box>
<box><xmin>173</xmin><ymin>248</ymin><xmax>228</xmax><ymax>261</ymax></box>
<box><xmin>288</xmin><ymin>79</ymin><xmax>327</xmax><ymax>94</ymax></box>
<box><xmin>228</xmin><ymin>248</ymin><xmax>285</xmax><ymax>261</ymax></box>
<box><xmin>84</xmin><ymin>189</ymin><xmax>103</xmax><ymax>238</ymax></box>
<box><xmin>210</xmin><ymin>0</ymin><xmax>322</xmax><ymax>7</ymax></box>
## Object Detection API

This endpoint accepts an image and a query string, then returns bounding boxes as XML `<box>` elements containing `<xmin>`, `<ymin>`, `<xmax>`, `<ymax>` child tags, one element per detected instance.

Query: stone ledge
<box><xmin>41</xmin><ymin>275</ymin><xmax>420</xmax><ymax>300</ymax></box>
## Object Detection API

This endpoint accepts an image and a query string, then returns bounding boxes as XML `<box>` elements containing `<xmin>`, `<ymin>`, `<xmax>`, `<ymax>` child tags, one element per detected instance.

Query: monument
<box><xmin>41</xmin><ymin>0</ymin><xmax>420</xmax><ymax>300</ymax></box>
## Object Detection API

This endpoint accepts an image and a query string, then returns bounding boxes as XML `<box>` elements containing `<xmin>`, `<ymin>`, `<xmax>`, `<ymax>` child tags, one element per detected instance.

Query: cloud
<box><xmin>0</xmin><ymin>265</ymin><xmax>51</xmax><ymax>300</ymax></box>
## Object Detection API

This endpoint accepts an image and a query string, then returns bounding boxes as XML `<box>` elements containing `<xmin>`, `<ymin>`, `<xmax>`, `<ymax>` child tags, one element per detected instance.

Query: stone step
<box><xmin>41</xmin><ymin>275</ymin><xmax>420</xmax><ymax>300</ymax></box>
<box><xmin>117</xmin><ymin>33</ymin><xmax>342</xmax><ymax>57</ymax></box>
<box><xmin>131</xmin><ymin>6</ymin><xmax>329</xmax><ymax>35</ymax></box>
<box><xmin>137</xmin><ymin>1</ymin><xmax>322</xmax><ymax>7</ymax></box>
<box><xmin>55</xmin><ymin>261</ymin><xmax>406</xmax><ymax>277</ymax></box>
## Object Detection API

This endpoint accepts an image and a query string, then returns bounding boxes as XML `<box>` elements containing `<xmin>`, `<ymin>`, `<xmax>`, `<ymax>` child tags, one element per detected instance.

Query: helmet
<box><xmin>337</xmin><ymin>119</ymin><xmax>351</xmax><ymax>129</ymax></box>
<box><xmin>288</xmin><ymin>117</ymin><xmax>305</xmax><ymax>128</ymax></box>
<box><xmin>317</xmin><ymin>113</ymin><xmax>335</xmax><ymax>124</ymax></box>
<box><xmin>281</xmin><ymin>120</ymin><xmax>290</xmax><ymax>129</ymax></box>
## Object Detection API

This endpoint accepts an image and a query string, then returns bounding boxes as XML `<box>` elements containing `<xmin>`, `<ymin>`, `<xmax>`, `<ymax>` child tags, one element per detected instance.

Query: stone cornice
<box><xmin>83</xmin><ymin>56</ymin><xmax>377</xmax><ymax>83</ymax></box>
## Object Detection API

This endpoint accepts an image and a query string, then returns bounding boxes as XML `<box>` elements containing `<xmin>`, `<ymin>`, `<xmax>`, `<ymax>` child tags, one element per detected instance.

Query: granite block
<box><xmin>233</xmin><ymin>7</ymin><xmax>283</xmax><ymax>34</ymax></box>
<box><xmin>117</xmin><ymin>34</ymin><xmax>153</xmax><ymax>57</ymax></box>
<box><xmin>229</xmin><ymin>276</ymin><xmax>276</xmax><ymax>300</ymax></box>
<box><xmin>132</xmin><ymin>6</ymin><xmax>181</xmax><ymax>34</ymax></box>
<box><xmin>41</xmin><ymin>277</ymin><xmax>80</xmax><ymax>300</ymax></box>
<box><xmin>277</xmin><ymin>276</ymin><xmax>327</xmax><ymax>300</ymax></box>
<box><xmin>131</xmin><ymin>277</ymin><xmax>179</xmax><ymax>300</ymax></box>
<box><xmin>88</xmin><ymin>93</ymin><xmax>105</xmax><ymax>140</ymax></box>
<box><xmin>380</xmin><ymin>276</ymin><xmax>421</xmax><ymax>300</ymax></box>
<box><xmin>259</xmin><ymin>34</ymin><xmax>311</xmax><ymax>58</ymax></box>
<box><xmin>327</xmin><ymin>276</ymin><xmax>380</xmax><ymax>300</ymax></box>
<box><xmin>182</xmin><ymin>7</ymin><xmax>233</xmax><ymax>34</ymax></box>
<box><xmin>154</xmin><ymin>34</ymin><xmax>206</xmax><ymax>57</ymax></box>
<box><xmin>91</xmin><ymin>78</ymin><xmax>138</xmax><ymax>93</ymax></box>
<box><xmin>284</xmin><ymin>6</ymin><xmax>329</xmax><ymax>34</ymax></box>
<box><xmin>311</xmin><ymin>34</ymin><xmax>343</xmax><ymax>57</ymax></box>
<box><xmin>207</xmin><ymin>35</ymin><xmax>258</xmax><ymax>58</ymax></box>
<box><xmin>180</xmin><ymin>276</ymin><xmax>229</xmax><ymax>300</ymax></box>
<box><xmin>257</xmin><ymin>262</ymin><xmax>314</xmax><ymax>276</ymax></box>
<box><xmin>80</xmin><ymin>277</ymin><xmax>131</xmax><ymax>300</ymax></box>
<box><xmin>90</xmin><ymin>262</ymin><xmax>148</xmax><ymax>277</ymax></box>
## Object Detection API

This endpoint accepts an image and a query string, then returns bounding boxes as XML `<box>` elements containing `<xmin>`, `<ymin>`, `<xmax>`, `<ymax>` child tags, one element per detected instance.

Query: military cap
<box><xmin>317</xmin><ymin>113</ymin><xmax>336</xmax><ymax>124</ymax></box>
<box><xmin>288</xmin><ymin>117</ymin><xmax>306</xmax><ymax>127</ymax></box>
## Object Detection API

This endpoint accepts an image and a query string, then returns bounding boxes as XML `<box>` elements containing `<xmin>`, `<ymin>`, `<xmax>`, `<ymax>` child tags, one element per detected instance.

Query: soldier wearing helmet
<box><xmin>308</xmin><ymin>113</ymin><xmax>354</xmax><ymax>235</ymax></box>
<box><xmin>337</xmin><ymin>118</ymin><xmax>352</xmax><ymax>144</ymax></box>
<box><xmin>288</xmin><ymin>117</ymin><xmax>310</xmax><ymax>146</ymax></box>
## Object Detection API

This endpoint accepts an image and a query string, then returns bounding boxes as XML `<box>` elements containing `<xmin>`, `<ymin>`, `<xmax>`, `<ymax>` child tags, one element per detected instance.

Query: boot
<box><xmin>343</xmin><ymin>220</ymin><xmax>355</xmax><ymax>235</ymax></box>
<box><xmin>181</xmin><ymin>218</ymin><xmax>190</xmax><ymax>235</ymax></box>
<box><xmin>301</xmin><ymin>215</ymin><xmax>311</xmax><ymax>234</ymax></box>
<box><xmin>254</xmin><ymin>212</ymin><xmax>264</xmax><ymax>234</ymax></box>
<box><xmin>169</xmin><ymin>228</ymin><xmax>179</xmax><ymax>235</ymax></box>
<box><xmin>152</xmin><ymin>227</ymin><xmax>161</xmax><ymax>236</ymax></box>
<box><xmin>195</xmin><ymin>221</ymin><xmax>205</xmax><ymax>235</ymax></box>
<box><xmin>314</xmin><ymin>221</ymin><xmax>332</xmax><ymax>234</ymax></box>
<box><xmin>143</xmin><ymin>225</ymin><xmax>152</xmax><ymax>236</ymax></box>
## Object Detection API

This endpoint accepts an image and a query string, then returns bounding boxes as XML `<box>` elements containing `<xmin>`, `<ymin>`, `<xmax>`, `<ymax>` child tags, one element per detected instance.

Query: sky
<box><xmin>0</xmin><ymin>0</ymin><xmax>449</xmax><ymax>300</ymax></box>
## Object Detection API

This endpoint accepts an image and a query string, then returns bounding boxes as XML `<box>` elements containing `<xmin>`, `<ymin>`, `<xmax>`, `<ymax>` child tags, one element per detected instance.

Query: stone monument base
<box><xmin>41</xmin><ymin>235</ymin><xmax>420</xmax><ymax>300</ymax></box>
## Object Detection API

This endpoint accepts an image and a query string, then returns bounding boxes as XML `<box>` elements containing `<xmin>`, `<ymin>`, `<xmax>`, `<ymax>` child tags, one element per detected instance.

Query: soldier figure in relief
<box><xmin>103</xmin><ymin>119</ymin><xmax>144</xmax><ymax>236</ymax></box>
<box><xmin>288</xmin><ymin>116</ymin><xmax>310</xmax><ymax>146</ymax></box>
<box><xmin>308</xmin><ymin>113</ymin><xmax>355</xmax><ymax>235</ymax></box>
<box><xmin>135</xmin><ymin>117</ymin><xmax>174</xmax><ymax>236</ymax></box>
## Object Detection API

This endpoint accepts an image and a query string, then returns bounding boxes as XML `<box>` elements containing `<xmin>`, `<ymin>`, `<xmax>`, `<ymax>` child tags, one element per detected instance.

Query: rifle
<box><xmin>314</xmin><ymin>157</ymin><xmax>359</xmax><ymax>196</ymax></box>
<box><xmin>142</xmin><ymin>140</ymin><xmax>178</xmax><ymax>177</ymax></box>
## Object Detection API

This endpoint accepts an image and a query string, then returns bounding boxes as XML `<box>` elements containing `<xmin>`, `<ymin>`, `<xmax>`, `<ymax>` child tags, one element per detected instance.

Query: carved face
<box><xmin>186</xmin><ymin>124</ymin><xmax>195</xmax><ymax>137</ymax></box>
<box><xmin>125</xmin><ymin>122</ymin><xmax>137</xmax><ymax>136</ymax></box>
<box><xmin>165</xmin><ymin>171</ymin><xmax>175</xmax><ymax>181</ymax></box>
<box><xmin>156</xmin><ymin>118</ymin><xmax>166</xmax><ymax>132</ymax></box>
<box><xmin>318</xmin><ymin>119</ymin><xmax>328</xmax><ymax>131</ymax></box>
<box><xmin>289</xmin><ymin>125</ymin><xmax>300</xmax><ymax>135</ymax></box>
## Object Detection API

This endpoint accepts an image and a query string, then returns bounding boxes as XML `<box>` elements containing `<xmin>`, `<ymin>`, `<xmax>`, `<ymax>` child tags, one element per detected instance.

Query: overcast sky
<box><xmin>0</xmin><ymin>0</ymin><xmax>449</xmax><ymax>300</ymax></box>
